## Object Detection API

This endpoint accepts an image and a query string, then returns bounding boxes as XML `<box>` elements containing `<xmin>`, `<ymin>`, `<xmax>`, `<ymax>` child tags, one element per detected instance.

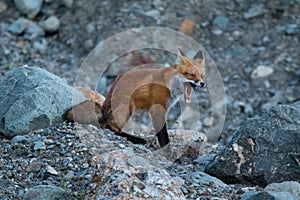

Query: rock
<box><xmin>23</xmin><ymin>185</ymin><xmax>69</xmax><ymax>200</ymax></box>
<box><xmin>7</xmin><ymin>18</ymin><xmax>28</xmax><ymax>35</ymax></box>
<box><xmin>186</xmin><ymin>172</ymin><xmax>228</xmax><ymax>188</ymax></box>
<box><xmin>40</xmin><ymin>16</ymin><xmax>60</xmax><ymax>33</ymax></box>
<box><xmin>243</xmin><ymin>4</ymin><xmax>267</xmax><ymax>19</ymax></box>
<box><xmin>14</xmin><ymin>0</ymin><xmax>43</xmax><ymax>19</ymax></box>
<box><xmin>62</xmin><ymin>0</ymin><xmax>73</xmax><ymax>8</ymax></box>
<box><xmin>251</xmin><ymin>65</ymin><xmax>274</xmax><ymax>79</ymax></box>
<box><xmin>240</xmin><ymin>191</ymin><xmax>298</xmax><ymax>200</ymax></box>
<box><xmin>179</xmin><ymin>19</ymin><xmax>195</xmax><ymax>35</ymax></box>
<box><xmin>0</xmin><ymin>1</ymin><xmax>7</xmax><ymax>13</ymax></box>
<box><xmin>46</xmin><ymin>165</ymin><xmax>59</xmax><ymax>175</ymax></box>
<box><xmin>213</xmin><ymin>16</ymin><xmax>229</xmax><ymax>30</ymax></box>
<box><xmin>285</xmin><ymin>24</ymin><xmax>298</xmax><ymax>35</ymax></box>
<box><xmin>11</xmin><ymin>135</ymin><xmax>29</xmax><ymax>145</ymax></box>
<box><xmin>26</xmin><ymin>161</ymin><xmax>42</xmax><ymax>172</ymax></box>
<box><xmin>86</xmin><ymin>149</ymin><xmax>185</xmax><ymax>199</ymax></box>
<box><xmin>25</xmin><ymin>22</ymin><xmax>45</xmax><ymax>39</ymax></box>
<box><xmin>33</xmin><ymin>38</ymin><xmax>48</xmax><ymax>53</ymax></box>
<box><xmin>265</xmin><ymin>181</ymin><xmax>300</xmax><ymax>199</ymax></box>
<box><xmin>145</xmin><ymin>9</ymin><xmax>160</xmax><ymax>19</ymax></box>
<box><xmin>0</xmin><ymin>66</ymin><xmax>85</xmax><ymax>137</ymax></box>
<box><xmin>7</xmin><ymin>18</ymin><xmax>45</xmax><ymax>39</ymax></box>
<box><xmin>33</xmin><ymin>141</ymin><xmax>46</xmax><ymax>150</ymax></box>
<box><xmin>206</xmin><ymin>103</ymin><xmax>300</xmax><ymax>186</ymax></box>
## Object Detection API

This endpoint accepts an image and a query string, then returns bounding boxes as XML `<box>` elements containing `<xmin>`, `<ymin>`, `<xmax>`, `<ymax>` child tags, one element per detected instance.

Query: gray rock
<box><xmin>240</xmin><ymin>191</ymin><xmax>298</xmax><ymax>200</ymax></box>
<box><xmin>0</xmin><ymin>66</ymin><xmax>85</xmax><ymax>137</ymax></box>
<box><xmin>244</xmin><ymin>4</ymin><xmax>267</xmax><ymax>19</ymax></box>
<box><xmin>206</xmin><ymin>103</ymin><xmax>300</xmax><ymax>186</ymax></box>
<box><xmin>213</xmin><ymin>16</ymin><xmax>229</xmax><ymax>30</ymax></box>
<box><xmin>25</xmin><ymin>22</ymin><xmax>45</xmax><ymax>39</ymax></box>
<box><xmin>40</xmin><ymin>16</ymin><xmax>61</xmax><ymax>33</ymax></box>
<box><xmin>14</xmin><ymin>0</ymin><xmax>43</xmax><ymax>19</ymax></box>
<box><xmin>11</xmin><ymin>135</ymin><xmax>29</xmax><ymax>145</ymax></box>
<box><xmin>33</xmin><ymin>38</ymin><xmax>48</xmax><ymax>53</ymax></box>
<box><xmin>251</xmin><ymin>65</ymin><xmax>274</xmax><ymax>79</ymax></box>
<box><xmin>62</xmin><ymin>0</ymin><xmax>73</xmax><ymax>8</ymax></box>
<box><xmin>187</xmin><ymin>172</ymin><xmax>228</xmax><ymax>188</ymax></box>
<box><xmin>145</xmin><ymin>9</ymin><xmax>160</xmax><ymax>19</ymax></box>
<box><xmin>7</xmin><ymin>18</ymin><xmax>45</xmax><ymax>39</ymax></box>
<box><xmin>23</xmin><ymin>185</ymin><xmax>69</xmax><ymax>200</ymax></box>
<box><xmin>265</xmin><ymin>181</ymin><xmax>300</xmax><ymax>199</ymax></box>
<box><xmin>7</xmin><ymin>18</ymin><xmax>28</xmax><ymax>34</ymax></box>
<box><xmin>285</xmin><ymin>24</ymin><xmax>298</xmax><ymax>35</ymax></box>
<box><xmin>33</xmin><ymin>141</ymin><xmax>46</xmax><ymax>150</ymax></box>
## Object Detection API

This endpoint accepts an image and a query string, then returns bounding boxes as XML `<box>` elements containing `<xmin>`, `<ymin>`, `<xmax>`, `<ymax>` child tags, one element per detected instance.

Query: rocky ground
<box><xmin>0</xmin><ymin>0</ymin><xmax>300</xmax><ymax>199</ymax></box>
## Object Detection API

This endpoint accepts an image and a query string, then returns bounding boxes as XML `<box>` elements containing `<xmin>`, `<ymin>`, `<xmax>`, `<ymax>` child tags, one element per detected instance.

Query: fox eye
<box><xmin>185</xmin><ymin>72</ymin><xmax>195</xmax><ymax>77</ymax></box>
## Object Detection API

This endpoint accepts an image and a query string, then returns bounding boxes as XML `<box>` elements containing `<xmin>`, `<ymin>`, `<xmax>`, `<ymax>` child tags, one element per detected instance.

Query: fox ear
<box><xmin>177</xmin><ymin>48</ymin><xmax>190</xmax><ymax>65</ymax></box>
<box><xmin>177</xmin><ymin>48</ymin><xmax>186</xmax><ymax>57</ymax></box>
<box><xmin>193</xmin><ymin>50</ymin><xmax>203</xmax><ymax>60</ymax></box>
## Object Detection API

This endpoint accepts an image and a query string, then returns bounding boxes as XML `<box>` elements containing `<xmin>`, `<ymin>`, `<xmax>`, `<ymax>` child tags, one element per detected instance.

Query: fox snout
<box><xmin>186</xmin><ymin>80</ymin><xmax>206</xmax><ymax>88</ymax></box>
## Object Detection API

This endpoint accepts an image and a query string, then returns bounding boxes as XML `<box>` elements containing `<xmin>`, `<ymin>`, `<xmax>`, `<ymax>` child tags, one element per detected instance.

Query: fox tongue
<box><xmin>184</xmin><ymin>83</ymin><xmax>192</xmax><ymax>103</ymax></box>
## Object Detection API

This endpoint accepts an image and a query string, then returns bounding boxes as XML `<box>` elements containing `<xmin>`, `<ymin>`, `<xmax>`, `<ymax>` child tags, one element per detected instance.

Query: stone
<box><xmin>265</xmin><ymin>181</ymin><xmax>300</xmax><ymax>199</ymax></box>
<box><xmin>179</xmin><ymin>19</ymin><xmax>195</xmax><ymax>35</ymax></box>
<box><xmin>243</xmin><ymin>4</ymin><xmax>267</xmax><ymax>19</ymax></box>
<box><xmin>0</xmin><ymin>1</ymin><xmax>7</xmax><ymax>13</ymax></box>
<box><xmin>23</xmin><ymin>185</ymin><xmax>69</xmax><ymax>200</ymax></box>
<box><xmin>285</xmin><ymin>24</ymin><xmax>298</xmax><ymax>35</ymax></box>
<box><xmin>40</xmin><ymin>16</ymin><xmax>60</xmax><ymax>33</ymax></box>
<box><xmin>206</xmin><ymin>103</ymin><xmax>300</xmax><ymax>186</ymax></box>
<box><xmin>33</xmin><ymin>141</ymin><xmax>46</xmax><ymax>150</ymax></box>
<box><xmin>145</xmin><ymin>9</ymin><xmax>160</xmax><ymax>19</ymax></box>
<box><xmin>7</xmin><ymin>18</ymin><xmax>28</xmax><ymax>35</ymax></box>
<box><xmin>0</xmin><ymin>66</ymin><xmax>85</xmax><ymax>137</ymax></box>
<box><xmin>7</xmin><ymin>18</ymin><xmax>45</xmax><ymax>38</ymax></box>
<box><xmin>33</xmin><ymin>38</ymin><xmax>48</xmax><ymax>54</ymax></box>
<box><xmin>11</xmin><ymin>135</ymin><xmax>29</xmax><ymax>145</ymax></box>
<box><xmin>46</xmin><ymin>165</ymin><xmax>59</xmax><ymax>175</ymax></box>
<box><xmin>14</xmin><ymin>0</ymin><xmax>43</xmax><ymax>19</ymax></box>
<box><xmin>213</xmin><ymin>16</ymin><xmax>229</xmax><ymax>30</ymax></box>
<box><xmin>62</xmin><ymin>0</ymin><xmax>73</xmax><ymax>8</ymax></box>
<box><xmin>251</xmin><ymin>65</ymin><xmax>274</xmax><ymax>79</ymax></box>
<box><xmin>240</xmin><ymin>191</ymin><xmax>298</xmax><ymax>200</ymax></box>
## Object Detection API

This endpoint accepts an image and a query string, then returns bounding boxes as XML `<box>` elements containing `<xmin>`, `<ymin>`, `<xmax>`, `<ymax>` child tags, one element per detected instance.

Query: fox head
<box><xmin>176</xmin><ymin>48</ymin><xmax>206</xmax><ymax>103</ymax></box>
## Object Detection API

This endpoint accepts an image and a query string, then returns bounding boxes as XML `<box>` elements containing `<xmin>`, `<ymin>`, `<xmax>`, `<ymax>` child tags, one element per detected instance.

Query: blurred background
<box><xmin>0</xmin><ymin>0</ymin><xmax>299</xmax><ymax>143</ymax></box>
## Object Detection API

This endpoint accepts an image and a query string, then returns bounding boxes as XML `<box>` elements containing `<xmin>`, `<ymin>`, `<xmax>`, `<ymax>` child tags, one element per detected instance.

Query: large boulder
<box><xmin>206</xmin><ymin>102</ymin><xmax>300</xmax><ymax>186</ymax></box>
<box><xmin>0</xmin><ymin>66</ymin><xmax>84</xmax><ymax>137</ymax></box>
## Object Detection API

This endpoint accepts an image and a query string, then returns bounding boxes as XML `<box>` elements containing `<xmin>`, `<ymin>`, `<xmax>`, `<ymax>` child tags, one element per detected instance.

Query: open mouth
<box><xmin>184</xmin><ymin>82</ymin><xmax>196</xmax><ymax>103</ymax></box>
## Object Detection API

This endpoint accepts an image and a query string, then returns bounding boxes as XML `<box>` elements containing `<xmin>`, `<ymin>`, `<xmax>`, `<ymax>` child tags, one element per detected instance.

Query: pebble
<box><xmin>203</xmin><ymin>117</ymin><xmax>214</xmax><ymax>127</ymax></box>
<box><xmin>65</xmin><ymin>170</ymin><xmax>75</xmax><ymax>178</ymax></box>
<box><xmin>46</xmin><ymin>165</ymin><xmax>59</xmax><ymax>175</ymax></box>
<box><xmin>33</xmin><ymin>141</ymin><xmax>46</xmax><ymax>150</ymax></box>
<box><xmin>33</xmin><ymin>38</ymin><xmax>48</xmax><ymax>53</ymax></box>
<box><xmin>0</xmin><ymin>1</ymin><xmax>7</xmax><ymax>13</ymax></box>
<box><xmin>243</xmin><ymin>4</ymin><xmax>267</xmax><ymax>19</ymax></box>
<box><xmin>23</xmin><ymin>185</ymin><xmax>68</xmax><ymax>200</ymax></box>
<box><xmin>285</xmin><ymin>24</ymin><xmax>298</xmax><ymax>35</ymax></box>
<box><xmin>251</xmin><ymin>65</ymin><xmax>274</xmax><ymax>79</ymax></box>
<box><xmin>212</xmin><ymin>28</ymin><xmax>223</xmax><ymax>35</ymax></box>
<box><xmin>11</xmin><ymin>135</ymin><xmax>29</xmax><ymax>145</ymax></box>
<box><xmin>213</xmin><ymin>16</ymin><xmax>229</xmax><ymax>30</ymax></box>
<box><xmin>145</xmin><ymin>9</ymin><xmax>160</xmax><ymax>19</ymax></box>
<box><xmin>40</xmin><ymin>15</ymin><xmax>61</xmax><ymax>32</ymax></box>
<box><xmin>7</xmin><ymin>18</ymin><xmax>28</xmax><ymax>35</ymax></box>
<box><xmin>62</xmin><ymin>0</ymin><xmax>73</xmax><ymax>8</ymax></box>
<box><xmin>26</xmin><ymin>161</ymin><xmax>42</xmax><ymax>172</ymax></box>
<box><xmin>14</xmin><ymin>0</ymin><xmax>43</xmax><ymax>19</ymax></box>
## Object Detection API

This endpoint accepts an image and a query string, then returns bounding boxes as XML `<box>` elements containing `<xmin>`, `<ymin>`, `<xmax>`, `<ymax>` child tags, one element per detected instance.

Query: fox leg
<box><xmin>150</xmin><ymin>104</ymin><xmax>170</xmax><ymax>147</ymax></box>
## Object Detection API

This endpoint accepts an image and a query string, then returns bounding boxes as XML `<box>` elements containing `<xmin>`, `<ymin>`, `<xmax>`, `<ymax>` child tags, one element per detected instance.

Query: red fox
<box><xmin>99</xmin><ymin>49</ymin><xmax>206</xmax><ymax>147</ymax></box>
